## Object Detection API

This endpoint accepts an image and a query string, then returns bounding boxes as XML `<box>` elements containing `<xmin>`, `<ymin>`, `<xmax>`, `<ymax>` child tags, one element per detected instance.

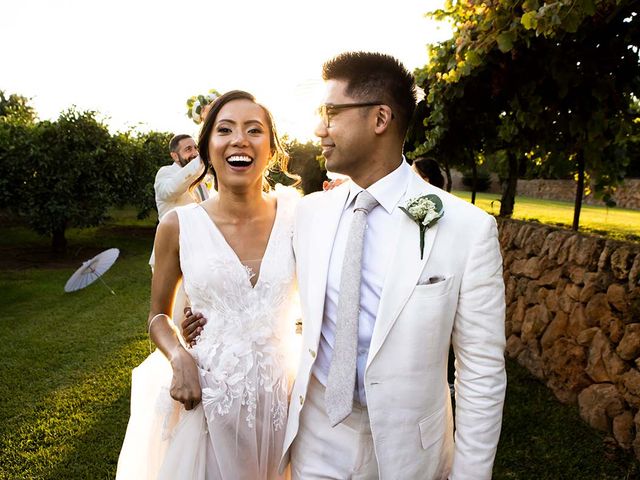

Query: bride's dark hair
<box><xmin>192</xmin><ymin>90</ymin><xmax>297</xmax><ymax>191</ymax></box>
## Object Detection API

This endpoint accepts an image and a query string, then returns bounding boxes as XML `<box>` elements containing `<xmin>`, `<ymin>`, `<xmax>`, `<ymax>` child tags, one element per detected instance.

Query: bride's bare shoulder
<box><xmin>155</xmin><ymin>211</ymin><xmax>180</xmax><ymax>245</ymax></box>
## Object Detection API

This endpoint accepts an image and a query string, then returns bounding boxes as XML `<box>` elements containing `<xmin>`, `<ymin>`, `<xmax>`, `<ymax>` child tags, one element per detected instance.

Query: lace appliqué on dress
<box><xmin>181</xmin><ymin>185</ymin><xmax>298</xmax><ymax>433</ymax></box>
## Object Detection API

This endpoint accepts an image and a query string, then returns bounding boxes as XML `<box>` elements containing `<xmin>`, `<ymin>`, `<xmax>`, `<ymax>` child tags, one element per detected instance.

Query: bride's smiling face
<box><xmin>208</xmin><ymin>99</ymin><xmax>272</xmax><ymax>191</ymax></box>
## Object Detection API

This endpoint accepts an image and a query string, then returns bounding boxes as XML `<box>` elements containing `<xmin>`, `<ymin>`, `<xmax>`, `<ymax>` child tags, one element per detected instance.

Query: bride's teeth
<box><xmin>227</xmin><ymin>155</ymin><xmax>252</xmax><ymax>163</ymax></box>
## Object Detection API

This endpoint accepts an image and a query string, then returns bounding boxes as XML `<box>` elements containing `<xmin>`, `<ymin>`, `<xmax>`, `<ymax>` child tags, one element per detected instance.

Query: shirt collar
<box><xmin>345</xmin><ymin>158</ymin><xmax>412</xmax><ymax>214</ymax></box>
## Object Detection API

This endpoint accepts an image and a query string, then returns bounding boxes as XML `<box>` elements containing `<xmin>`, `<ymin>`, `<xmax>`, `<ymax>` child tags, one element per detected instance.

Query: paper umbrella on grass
<box><xmin>64</xmin><ymin>248</ymin><xmax>119</xmax><ymax>295</ymax></box>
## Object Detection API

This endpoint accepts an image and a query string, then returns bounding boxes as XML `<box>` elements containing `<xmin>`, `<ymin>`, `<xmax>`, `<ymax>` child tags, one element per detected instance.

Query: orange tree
<box><xmin>13</xmin><ymin>108</ymin><xmax>123</xmax><ymax>252</ymax></box>
<box><xmin>411</xmin><ymin>0</ymin><xmax>640</xmax><ymax>226</ymax></box>
<box><xmin>0</xmin><ymin>94</ymin><xmax>175</xmax><ymax>252</ymax></box>
<box><xmin>110</xmin><ymin>129</ymin><xmax>173</xmax><ymax>220</ymax></box>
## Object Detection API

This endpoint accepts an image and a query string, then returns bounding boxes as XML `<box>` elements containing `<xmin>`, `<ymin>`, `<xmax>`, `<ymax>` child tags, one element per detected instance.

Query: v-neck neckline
<box><xmin>196</xmin><ymin>194</ymin><xmax>281</xmax><ymax>290</ymax></box>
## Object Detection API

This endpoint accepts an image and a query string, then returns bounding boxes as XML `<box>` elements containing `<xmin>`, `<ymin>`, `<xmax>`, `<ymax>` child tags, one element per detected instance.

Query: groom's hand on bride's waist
<box><xmin>182</xmin><ymin>307</ymin><xmax>207</xmax><ymax>347</ymax></box>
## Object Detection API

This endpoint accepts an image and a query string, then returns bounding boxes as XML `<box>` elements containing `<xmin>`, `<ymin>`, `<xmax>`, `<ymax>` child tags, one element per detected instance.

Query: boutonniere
<box><xmin>399</xmin><ymin>194</ymin><xmax>444</xmax><ymax>259</ymax></box>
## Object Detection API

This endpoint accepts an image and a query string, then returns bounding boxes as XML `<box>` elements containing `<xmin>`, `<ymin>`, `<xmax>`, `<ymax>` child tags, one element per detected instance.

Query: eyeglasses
<box><xmin>316</xmin><ymin>102</ymin><xmax>384</xmax><ymax>128</ymax></box>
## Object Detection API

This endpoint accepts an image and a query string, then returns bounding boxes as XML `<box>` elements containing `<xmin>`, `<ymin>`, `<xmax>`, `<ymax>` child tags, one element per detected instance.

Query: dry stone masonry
<box><xmin>515</xmin><ymin>179</ymin><xmax>640</xmax><ymax>211</ymax></box>
<box><xmin>498</xmin><ymin>218</ymin><xmax>640</xmax><ymax>455</ymax></box>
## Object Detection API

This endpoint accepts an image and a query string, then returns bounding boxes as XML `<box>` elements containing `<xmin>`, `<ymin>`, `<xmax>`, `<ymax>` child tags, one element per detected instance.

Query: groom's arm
<box><xmin>450</xmin><ymin>214</ymin><xmax>506</xmax><ymax>480</ymax></box>
<box><xmin>182</xmin><ymin>307</ymin><xmax>207</xmax><ymax>346</ymax></box>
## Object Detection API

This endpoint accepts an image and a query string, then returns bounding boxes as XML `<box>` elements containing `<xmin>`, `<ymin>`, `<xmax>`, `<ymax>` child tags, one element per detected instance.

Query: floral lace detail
<box><xmin>178</xmin><ymin>186</ymin><xmax>299</xmax><ymax>432</ymax></box>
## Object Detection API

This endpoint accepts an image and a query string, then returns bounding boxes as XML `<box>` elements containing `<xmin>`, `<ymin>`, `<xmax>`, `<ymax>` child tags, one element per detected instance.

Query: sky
<box><xmin>1</xmin><ymin>0</ymin><xmax>452</xmax><ymax>141</ymax></box>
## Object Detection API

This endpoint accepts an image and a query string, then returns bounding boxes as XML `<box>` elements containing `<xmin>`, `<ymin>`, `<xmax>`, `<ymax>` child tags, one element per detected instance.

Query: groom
<box><xmin>282</xmin><ymin>52</ymin><xmax>506</xmax><ymax>479</ymax></box>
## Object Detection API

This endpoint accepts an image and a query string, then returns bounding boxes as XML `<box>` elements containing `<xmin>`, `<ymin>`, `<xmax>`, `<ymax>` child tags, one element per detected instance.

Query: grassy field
<box><xmin>495</xmin><ymin>362</ymin><xmax>638</xmax><ymax>479</ymax></box>
<box><xmin>0</xmin><ymin>210</ymin><xmax>155</xmax><ymax>479</ymax></box>
<box><xmin>0</xmin><ymin>203</ymin><xmax>638</xmax><ymax>479</ymax></box>
<box><xmin>453</xmin><ymin>191</ymin><xmax>640</xmax><ymax>241</ymax></box>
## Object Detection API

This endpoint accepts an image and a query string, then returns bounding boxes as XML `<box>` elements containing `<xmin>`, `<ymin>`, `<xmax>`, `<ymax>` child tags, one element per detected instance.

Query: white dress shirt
<box><xmin>313</xmin><ymin>160</ymin><xmax>412</xmax><ymax>406</ymax></box>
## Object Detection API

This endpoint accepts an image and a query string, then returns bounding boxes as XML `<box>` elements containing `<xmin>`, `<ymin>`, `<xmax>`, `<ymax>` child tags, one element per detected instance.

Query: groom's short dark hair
<box><xmin>322</xmin><ymin>52</ymin><xmax>417</xmax><ymax>136</ymax></box>
<box><xmin>169</xmin><ymin>134</ymin><xmax>192</xmax><ymax>153</ymax></box>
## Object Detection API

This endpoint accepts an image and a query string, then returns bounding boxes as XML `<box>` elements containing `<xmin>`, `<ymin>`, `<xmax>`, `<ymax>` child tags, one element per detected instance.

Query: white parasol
<box><xmin>64</xmin><ymin>248</ymin><xmax>120</xmax><ymax>295</ymax></box>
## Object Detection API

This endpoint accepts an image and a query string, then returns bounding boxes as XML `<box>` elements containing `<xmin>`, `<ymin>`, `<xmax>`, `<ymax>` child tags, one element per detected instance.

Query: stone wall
<box><xmin>516</xmin><ymin>178</ymin><xmax>640</xmax><ymax>210</ymax></box>
<box><xmin>448</xmin><ymin>169</ymin><xmax>502</xmax><ymax>194</ymax></box>
<box><xmin>449</xmin><ymin>170</ymin><xmax>640</xmax><ymax>210</ymax></box>
<box><xmin>498</xmin><ymin>218</ymin><xmax>640</xmax><ymax>455</ymax></box>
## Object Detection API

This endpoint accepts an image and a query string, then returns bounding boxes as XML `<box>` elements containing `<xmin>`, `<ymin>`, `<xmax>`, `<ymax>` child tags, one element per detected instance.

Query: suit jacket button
<box><xmin>299</xmin><ymin>395</ymin><xmax>304</xmax><ymax>405</ymax></box>
<box><xmin>308</xmin><ymin>348</ymin><xmax>316</xmax><ymax>358</ymax></box>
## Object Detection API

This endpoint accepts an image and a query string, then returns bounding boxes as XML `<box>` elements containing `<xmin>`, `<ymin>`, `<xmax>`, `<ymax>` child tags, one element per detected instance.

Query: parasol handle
<box><xmin>90</xmin><ymin>268</ymin><xmax>116</xmax><ymax>295</ymax></box>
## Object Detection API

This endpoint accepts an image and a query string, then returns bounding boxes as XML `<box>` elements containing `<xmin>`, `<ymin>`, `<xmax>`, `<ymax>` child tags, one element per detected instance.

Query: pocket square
<box><xmin>417</xmin><ymin>275</ymin><xmax>446</xmax><ymax>286</ymax></box>
<box><xmin>428</xmin><ymin>275</ymin><xmax>446</xmax><ymax>284</ymax></box>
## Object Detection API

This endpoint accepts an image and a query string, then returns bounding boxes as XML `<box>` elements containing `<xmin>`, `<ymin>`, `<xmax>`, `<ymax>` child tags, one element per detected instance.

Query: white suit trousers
<box><xmin>291</xmin><ymin>375</ymin><xmax>378</xmax><ymax>479</ymax></box>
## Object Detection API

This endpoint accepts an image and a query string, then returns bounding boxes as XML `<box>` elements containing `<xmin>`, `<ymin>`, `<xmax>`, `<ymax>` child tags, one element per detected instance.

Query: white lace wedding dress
<box><xmin>117</xmin><ymin>186</ymin><xmax>300</xmax><ymax>480</ymax></box>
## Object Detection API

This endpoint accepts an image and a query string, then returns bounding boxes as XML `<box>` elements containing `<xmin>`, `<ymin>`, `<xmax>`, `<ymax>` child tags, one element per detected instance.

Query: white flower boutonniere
<box><xmin>399</xmin><ymin>194</ymin><xmax>444</xmax><ymax>259</ymax></box>
<box><xmin>186</xmin><ymin>89</ymin><xmax>220</xmax><ymax>124</ymax></box>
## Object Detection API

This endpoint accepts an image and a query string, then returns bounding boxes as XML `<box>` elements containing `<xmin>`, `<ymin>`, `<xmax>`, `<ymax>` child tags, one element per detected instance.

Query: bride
<box><xmin>117</xmin><ymin>90</ymin><xmax>300</xmax><ymax>479</ymax></box>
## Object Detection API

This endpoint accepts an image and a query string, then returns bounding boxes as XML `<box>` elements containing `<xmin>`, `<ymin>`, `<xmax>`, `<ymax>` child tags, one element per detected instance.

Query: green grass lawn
<box><xmin>0</xmin><ymin>203</ymin><xmax>638</xmax><ymax>478</ymax></box>
<box><xmin>494</xmin><ymin>361</ymin><xmax>638</xmax><ymax>479</ymax></box>
<box><xmin>453</xmin><ymin>191</ymin><xmax>640</xmax><ymax>241</ymax></box>
<box><xmin>0</xmin><ymin>222</ymin><xmax>153</xmax><ymax>479</ymax></box>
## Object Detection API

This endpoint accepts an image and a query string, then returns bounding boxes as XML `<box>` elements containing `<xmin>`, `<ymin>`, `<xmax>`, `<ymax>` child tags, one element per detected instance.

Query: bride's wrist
<box><xmin>148</xmin><ymin>313</ymin><xmax>171</xmax><ymax>333</ymax></box>
<box><xmin>168</xmin><ymin>344</ymin><xmax>189</xmax><ymax>365</ymax></box>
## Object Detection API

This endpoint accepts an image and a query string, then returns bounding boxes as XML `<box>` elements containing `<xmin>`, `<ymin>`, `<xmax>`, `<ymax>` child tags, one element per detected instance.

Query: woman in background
<box><xmin>412</xmin><ymin>156</ymin><xmax>445</xmax><ymax>189</ymax></box>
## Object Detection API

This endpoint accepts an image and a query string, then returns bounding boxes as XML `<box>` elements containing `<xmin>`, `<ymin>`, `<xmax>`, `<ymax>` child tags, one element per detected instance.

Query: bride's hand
<box><xmin>169</xmin><ymin>347</ymin><xmax>201</xmax><ymax>410</ymax></box>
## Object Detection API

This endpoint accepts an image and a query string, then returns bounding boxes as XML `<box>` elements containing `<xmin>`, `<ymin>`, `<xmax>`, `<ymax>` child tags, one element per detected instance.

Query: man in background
<box><xmin>154</xmin><ymin>134</ymin><xmax>209</xmax><ymax>222</ymax></box>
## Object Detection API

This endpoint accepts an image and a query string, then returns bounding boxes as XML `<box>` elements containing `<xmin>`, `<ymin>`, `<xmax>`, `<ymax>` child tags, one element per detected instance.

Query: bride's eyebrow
<box><xmin>215</xmin><ymin>119</ymin><xmax>265</xmax><ymax>127</ymax></box>
<box><xmin>215</xmin><ymin>118</ymin><xmax>264</xmax><ymax>128</ymax></box>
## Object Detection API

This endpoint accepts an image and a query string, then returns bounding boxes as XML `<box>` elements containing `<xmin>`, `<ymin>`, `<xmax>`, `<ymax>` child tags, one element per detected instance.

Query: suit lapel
<box><xmin>367</xmin><ymin>175</ymin><xmax>439</xmax><ymax>368</ymax></box>
<box><xmin>304</xmin><ymin>185</ymin><xmax>350</xmax><ymax>346</ymax></box>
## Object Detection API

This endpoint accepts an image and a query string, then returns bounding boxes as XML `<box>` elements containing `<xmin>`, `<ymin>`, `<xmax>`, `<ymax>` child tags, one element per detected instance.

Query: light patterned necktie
<box><xmin>325</xmin><ymin>190</ymin><xmax>379</xmax><ymax>426</ymax></box>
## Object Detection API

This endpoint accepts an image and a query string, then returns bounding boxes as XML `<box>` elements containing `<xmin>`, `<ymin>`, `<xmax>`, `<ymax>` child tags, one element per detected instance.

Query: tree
<box><xmin>284</xmin><ymin>138</ymin><xmax>326</xmax><ymax>194</ymax></box>
<box><xmin>0</xmin><ymin>92</ymin><xmax>188</xmax><ymax>250</ymax></box>
<box><xmin>0</xmin><ymin>91</ymin><xmax>37</xmax><ymax>125</ymax></box>
<box><xmin>265</xmin><ymin>138</ymin><xmax>326</xmax><ymax>194</ymax></box>
<box><xmin>0</xmin><ymin>92</ymin><xmax>38</xmax><ymax>210</ymax></box>
<box><xmin>412</xmin><ymin>39</ymin><xmax>534</xmax><ymax>208</ymax></box>
<box><xmin>111</xmin><ymin>130</ymin><xmax>173</xmax><ymax>219</ymax></box>
<box><xmin>0</xmin><ymin>125</ymin><xmax>33</xmax><ymax>209</ymax></box>
<box><xmin>14</xmin><ymin>108</ymin><xmax>121</xmax><ymax>253</ymax></box>
<box><xmin>412</xmin><ymin>0</ymin><xmax>640</xmax><ymax>227</ymax></box>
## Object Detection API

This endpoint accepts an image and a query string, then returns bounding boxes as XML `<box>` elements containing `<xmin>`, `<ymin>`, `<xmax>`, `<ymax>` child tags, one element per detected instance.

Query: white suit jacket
<box><xmin>282</xmin><ymin>172</ymin><xmax>506</xmax><ymax>479</ymax></box>
<box><xmin>154</xmin><ymin>157</ymin><xmax>208</xmax><ymax>221</ymax></box>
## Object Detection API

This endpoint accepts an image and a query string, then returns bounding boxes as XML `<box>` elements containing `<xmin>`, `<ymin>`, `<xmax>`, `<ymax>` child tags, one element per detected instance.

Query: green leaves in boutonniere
<box><xmin>399</xmin><ymin>194</ymin><xmax>444</xmax><ymax>259</ymax></box>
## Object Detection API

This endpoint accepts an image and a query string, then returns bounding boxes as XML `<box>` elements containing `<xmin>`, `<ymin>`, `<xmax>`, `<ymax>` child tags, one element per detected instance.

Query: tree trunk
<box><xmin>51</xmin><ymin>226</ymin><xmax>67</xmax><ymax>254</ymax></box>
<box><xmin>470</xmin><ymin>159</ymin><xmax>478</xmax><ymax>205</ymax></box>
<box><xmin>500</xmin><ymin>152</ymin><xmax>518</xmax><ymax>217</ymax></box>
<box><xmin>443</xmin><ymin>156</ymin><xmax>452</xmax><ymax>192</ymax></box>
<box><xmin>572</xmin><ymin>151</ymin><xmax>585</xmax><ymax>231</ymax></box>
